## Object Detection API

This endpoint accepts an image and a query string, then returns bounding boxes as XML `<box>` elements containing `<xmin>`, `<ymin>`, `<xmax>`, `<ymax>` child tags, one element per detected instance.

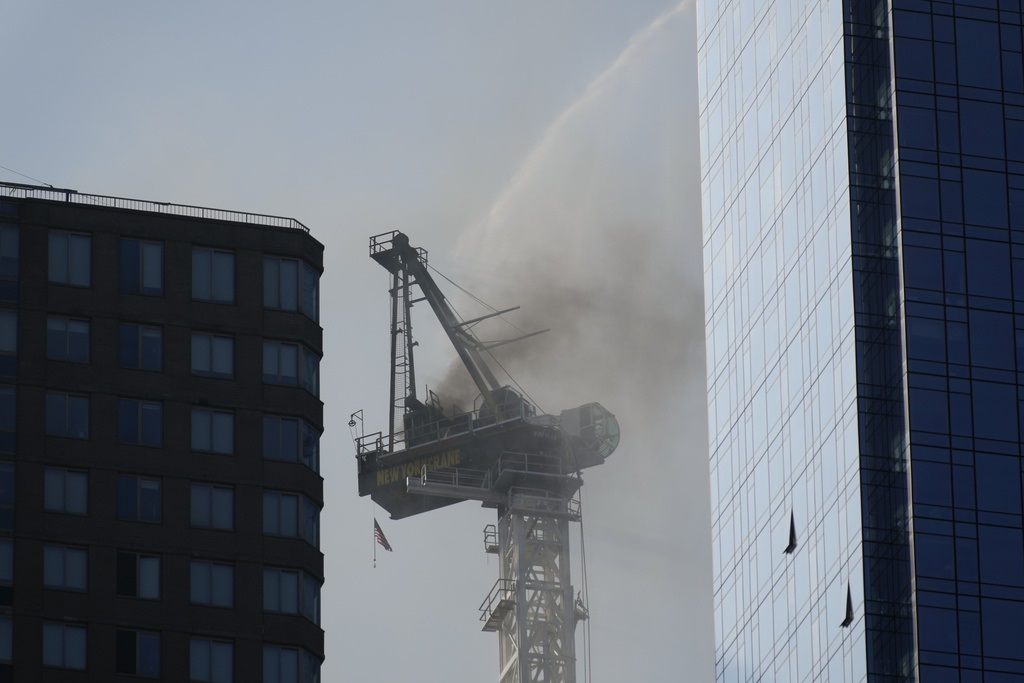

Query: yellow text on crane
<box><xmin>376</xmin><ymin>448</ymin><xmax>462</xmax><ymax>487</ymax></box>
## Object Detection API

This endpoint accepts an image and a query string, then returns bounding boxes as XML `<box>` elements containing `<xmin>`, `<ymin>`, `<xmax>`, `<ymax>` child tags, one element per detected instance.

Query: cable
<box><xmin>429</xmin><ymin>264</ymin><xmax>533</xmax><ymax>337</ymax></box>
<box><xmin>426</xmin><ymin>262</ymin><xmax>546</xmax><ymax>414</ymax></box>
<box><xmin>0</xmin><ymin>164</ymin><xmax>53</xmax><ymax>187</ymax></box>
<box><xmin>578</xmin><ymin>484</ymin><xmax>593</xmax><ymax>683</ymax></box>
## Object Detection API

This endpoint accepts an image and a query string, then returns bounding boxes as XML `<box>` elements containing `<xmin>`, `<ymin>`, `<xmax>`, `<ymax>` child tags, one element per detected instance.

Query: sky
<box><xmin>1</xmin><ymin>3</ymin><xmax>711</xmax><ymax>681</ymax></box>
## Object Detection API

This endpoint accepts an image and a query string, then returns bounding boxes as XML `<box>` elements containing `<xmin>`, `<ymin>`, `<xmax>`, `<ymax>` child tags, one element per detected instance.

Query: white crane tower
<box><xmin>354</xmin><ymin>232</ymin><xmax>619</xmax><ymax>683</ymax></box>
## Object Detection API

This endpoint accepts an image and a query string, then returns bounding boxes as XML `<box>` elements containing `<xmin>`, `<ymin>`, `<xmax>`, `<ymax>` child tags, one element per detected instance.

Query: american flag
<box><xmin>374</xmin><ymin>519</ymin><xmax>393</xmax><ymax>552</ymax></box>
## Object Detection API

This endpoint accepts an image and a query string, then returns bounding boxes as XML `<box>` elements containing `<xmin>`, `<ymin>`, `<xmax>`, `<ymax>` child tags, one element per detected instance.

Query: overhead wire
<box><xmin>0</xmin><ymin>164</ymin><xmax>53</xmax><ymax>187</ymax></box>
<box><xmin>426</xmin><ymin>262</ymin><xmax>546</xmax><ymax>414</ymax></box>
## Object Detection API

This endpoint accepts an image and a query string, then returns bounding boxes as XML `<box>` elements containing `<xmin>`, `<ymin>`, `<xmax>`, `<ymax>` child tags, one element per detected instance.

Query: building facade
<box><xmin>700</xmin><ymin>0</ymin><xmax>1024</xmax><ymax>681</ymax></box>
<box><xmin>0</xmin><ymin>182</ymin><xmax>324</xmax><ymax>681</ymax></box>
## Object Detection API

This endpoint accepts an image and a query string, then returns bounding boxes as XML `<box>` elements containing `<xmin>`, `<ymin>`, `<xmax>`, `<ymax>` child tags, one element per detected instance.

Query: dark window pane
<box><xmin>918</xmin><ymin>606</ymin><xmax>958</xmax><ymax>652</ymax></box>
<box><xmin>916</xmin><ymin>534</ymin><xmax>955</xmax><ymax>578</ymax></box>
<box><xmin>901</xmin><ymin>176</ymin><xmax>941</xmax><ymax>220</ymax></box>
<box><xmin>972</xmin><ymin>381</ymin><xmax>1018</xmax><ymax>441</ymax></box>
<box><xmin>907</xmin><ymin>316</ymin><xmax>946</xmax><ymax>361</ymax></box>
<box><xmin>960</xmin><ymin>100</ymin><xmax>1004</xmax><ymax>158</ymax></box>
<box><xmin>116</xmin><ymin>552</ymin><xmax>136</xmax><ymax>597</ymax></box>
<box><xmin>117</xmin><ymin>476</ymin><xmax>137</xmax><ymax>519</ymax></box>
<box><xmin>895</xmin><ymin>37</ymin><xmax>934</xmax><ymax>81</ymax></box>
<box><xmin>956</xmin><ymin>19</ymin><xmax>1002</xmax><ymax>89</ymax></box>
<box><xmin>910</xmin><ymin>388</ymin><xmax>949</xmax><ymax>433</ymax></box>
<box><xmin>120</xmin><ymin>240</ymin><xmax>140</xmax><ymax>293</ymax></box>
<box><xmin>966</xmin><ymin>240</ymin><xmax>1010</xmax><ymax>298</ymax></box>
<box><xmin>898</xmin><ymin>106</ymin><xmax>937</xmax><ymax>151</ymax></box>
<box><xmin>975</xmin><ymin>453</ymin><xmax>1021</xmax><ymax>513</ymax></box>
<box><xmin>963</xmin><ymin>170</ymin><xmax>1008</xmax><ymax>228</ymax></box>
<box><xmin>979</xmin><ymin>525</ymin><xmax>1024</xmax><ymax>586</ymax></box>
<box><xmin>968</xmin><ymin>310</ymin><xmax>1013</xmax><ymax>368</ymax></box>
<box><xmin>913</xmin><ymin>461</ymin><xmax>952</xmax><ymax>506</ymax></box>
<box><xmin>982</xmin><ymin>598</ymin><xmax>1024</xmax><ymax>659</ymax></box>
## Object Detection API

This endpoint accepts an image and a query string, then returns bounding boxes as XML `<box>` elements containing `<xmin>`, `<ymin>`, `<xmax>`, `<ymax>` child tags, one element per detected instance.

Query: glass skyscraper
<box><xmin>700</xmin><ymin>0</ymin><xmax>1024</xmax><ymax>680</ymax></box>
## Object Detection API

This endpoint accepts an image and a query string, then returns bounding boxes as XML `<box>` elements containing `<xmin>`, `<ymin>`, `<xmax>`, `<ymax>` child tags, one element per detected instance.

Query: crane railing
<box><xmin>355</xmin><ymin>393</ymin><xmax>536</xmax><ymax>455</ymax></box>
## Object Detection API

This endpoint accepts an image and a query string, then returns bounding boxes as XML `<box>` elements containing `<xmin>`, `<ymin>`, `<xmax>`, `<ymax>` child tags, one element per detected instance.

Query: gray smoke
<box><xmin>425</xmin><ymin>2</ymin><xmax>716</xmax><ymax>679</ymax></box>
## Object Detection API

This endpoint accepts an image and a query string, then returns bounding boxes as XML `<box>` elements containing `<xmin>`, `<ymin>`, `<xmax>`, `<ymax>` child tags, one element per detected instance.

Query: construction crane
<box><xmin>354</xmin><ymin>231</ymin><xmax>619</xmax><ymax>683</ymax></box>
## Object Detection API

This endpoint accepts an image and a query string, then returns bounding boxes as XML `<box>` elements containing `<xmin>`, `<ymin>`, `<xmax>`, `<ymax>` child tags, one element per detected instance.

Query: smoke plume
<box><xmin>431</xmin><ymin>2</ymin><xmax>716</xmax><ymax>680</ymax></box>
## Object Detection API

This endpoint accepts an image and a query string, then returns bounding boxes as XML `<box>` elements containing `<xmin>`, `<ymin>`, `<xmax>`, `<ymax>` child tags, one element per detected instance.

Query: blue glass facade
<box><xmin>701</xmin><ymin>0</ymin><xmax>1024</xmax><ymax>680</ymax></box>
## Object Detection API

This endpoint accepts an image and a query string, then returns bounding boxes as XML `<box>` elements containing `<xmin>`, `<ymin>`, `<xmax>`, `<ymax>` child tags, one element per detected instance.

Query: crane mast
<box><xmin>356</xmin><ymin>231</ymin><xmax>619</xmax><ymax>683</ymax></box>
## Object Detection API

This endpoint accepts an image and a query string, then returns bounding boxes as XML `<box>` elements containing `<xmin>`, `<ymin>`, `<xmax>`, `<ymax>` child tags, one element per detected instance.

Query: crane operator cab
<box><xmin>554</xmin><ymin>402</ymin><xmax>620</xmax><ymax>470</ymax></box>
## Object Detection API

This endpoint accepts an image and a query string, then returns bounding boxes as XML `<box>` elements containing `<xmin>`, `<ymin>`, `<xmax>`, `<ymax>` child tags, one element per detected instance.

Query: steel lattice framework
<box><xmin>493</xmin><ymin>493</ymin><xmax>578</xmax><ymax>683</ymax></box>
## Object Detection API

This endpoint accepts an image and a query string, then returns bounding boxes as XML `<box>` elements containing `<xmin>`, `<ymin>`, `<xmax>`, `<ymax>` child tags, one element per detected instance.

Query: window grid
<box><xmin>42</xmin><ymin>622</ymin><xmax>86</xmax><ymax>670</ymax></box>
<box><xmin>119</xmin><ymin>323</ymin><xmax>162</xmax><ymax>371</ymax></box>
<box><xmin>190</xmin><ymin>638</ymin><xmax>233</xmax><ymax>683</ymax></box>
<box><xmin>190</xmin><ymin>561</ymin><xmax>234</xmax><ymax>608</ymax></box>
<box><xmin>264</xmin><ymin>256</ymin><xmax>319</xmax><ymax>321</ymax></box>
<box><xmin>48</xmin><ymin>231</ymin><xmax>90</xmax><ymax>287</ymax></box>
<box><xmin>117</xmin><ymin>475</ymin><xmax>160</xmax><ymax>523</ymax></box>
<box><xmin>191</xmin><ymin>483</ymin><xmax>234</xmax><ymax>531</ymax></box>
<box><xmin>191</xmin><ymin>408</ymin><xmax>234</xmax><ymax>454</ymax></box>
<box><xmin>193</xmin><ymin>248</ymin><xmax>234</xmax><ymax>303</ymax></box>
<box><xmin>116</xmin><ymin>629</ymin><xmax>160</xmax><ymax>677</ymax></box>
<box><xmin>117</xmin><ymin>551</ymin><xmax>160</xmax><ymax>600</ymax></box>
<box><xmin>45</xmin><ymin>392</ymin><xmax>88</xmax><ymax>439</ymax></box>
<box><xmin>191</xmin><ymin>332</ymin><xmax>234</xmax><ymax>379</ymax></box>
<box><xmin>120</xmin><ymin>238</ymin><xmax>163</xmax><ymax>295</ymax></box>
<box><xmin>44</xmin><ymin>468</ymin><xmax>88</xmax><ymax>514</ymax></box>
<box><xmin>118</xmin><ymin>399</ymin><xmax>162</xmax><ymax>447</ymax></box>
<box><xmin>43</xmin><ymin>545</ymin><xmax>87</xmax><ymax>592</ymax></box>
<box><xmin>46</xmin><ymin>316</ymin><xmax>89</xmax><ymax>363</ymax></box>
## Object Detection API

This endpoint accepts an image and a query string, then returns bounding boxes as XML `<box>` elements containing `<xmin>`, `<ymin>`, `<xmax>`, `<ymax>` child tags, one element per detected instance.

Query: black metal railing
<box><xmin>0</xmin><ymin>181</ymin><xmax>309</xmax><ymax>233</ymax></box>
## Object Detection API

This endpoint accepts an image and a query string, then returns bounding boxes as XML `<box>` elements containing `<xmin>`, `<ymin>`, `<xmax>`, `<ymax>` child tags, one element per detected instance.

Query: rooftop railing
<box><xmin>0</xmin><ymin>181</ymin><xmax>309</xmax><ymax>233</ymax></box>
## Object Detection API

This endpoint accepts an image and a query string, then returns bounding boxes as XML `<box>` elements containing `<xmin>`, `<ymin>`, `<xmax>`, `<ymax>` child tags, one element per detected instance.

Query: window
<box><xmin>44</xmin><ymin>468</ymin><xmax>87</xmax><ymax>514</ymax></box>
<box><xmin>191</xmin><ymin>484</ymin><xmax>233</xmax><ymax>530</ymax></box>
<box><xmin>120</xmin><ymin>239</ymin><xmax>163</xmax><ymax>295</ymax></box>
<box><xmin>48</xmin><ymin>231</ymin><xmax>90</xmax><ymax>286</ymax></box>
<box><xmin>193</xmin><ymin>248</ymin><xmax>234</xmax><ymax>303</ymax></box>
<box><xmin>43</xmin><ymin>545</ymin><xmax>87</xmax><ymax>591</ymax></box>
<box><xmin>190</xmin><ymin>561</ymin><xmax>233</xmax><ymax>607</ymax></box>
<box><xmin>45</xmin><ymin>392</ymin><xmax>88</xmax><ymax>438</ymax></box>
<box><xmin>0</xmin><ymin>539</ymin><xmax>12</xmax><ymax>606</ymax></box>
<box><xmin>190</xmin><ymin>638</ymin><xmax>233</xmax><ymax>683</ymax></box>
<box><xmin>0</xmin><ymin>386</ymin><xmax>13</xmax><ymax>453</ymax></box>
<box><xmin>0</xmin><ymin>310</ymin><xmax>14</xmax><ymax>376</ymax></box>
<box><xmin>117</xmin><ymin>475</ymin><xmax>160</xmax><ymax>522</ymax></box>
<box><xmin>42</xmin><ymin>623</ymin><xmax>86</xmax><ymax>669</ymax></box>
<box><xmin>191</xmin><ymin>409</ymin><xmax>234</xmax><ymax>454</ymax></box>
<box><xmin>116</xmin><ymin>629</ymin><xmax>160</xmax><ymax>677</ymax></box>
<box><xmin>0</xmin><ymin>463</ymin><xmax>11</xmax><ymax>530</ymax></box>
<box><xmin>263</xmin><ymin>491</ymin><xmax>320</xmax><ymax>548</ymax></box>
<box><xmin>264</xmin><ymin>257</ymin><xmax>319</xmax><ymax>321</ymax></box>
<box><xmin>263</xmin><ymin>646</ymin><xmax>319</xmax><ymax>683</ymax></box>
<box><xmin>117</xmin><ymin>551</ymin><xmax>160</xmax><ymax>599</ymax></box>
<box><xmin>119</xmin><ymin>323</ymin><xmax>162</xmax><ymax>371</ymax></box>
<box><xmin>119</xmin><ymin>399</ymin><xmax>162</xmax><ymax>447</ymax></box>
<box><xmin>264</xmin><ymin>416</ymin><xmax>320</xmax><ymax>471</ymax></box>
<box><xmin>192</xmin><ymin>333</ymin><xmax>233</xmax><ymax>378</ymax></box>
<box><xmin>0</xmin><ymin>225</ymin><xmax>17</xmax><ymax>301</ymax></box>
<box><xmin>263</xmin><ymin>341</ymin><xmax>319</xmax><ymax>396</ymax></box>
<box><xmin>263</xmin><ymin>568</ymin><xmax>320</xmax><ymax>624</ymax></box>
<box><xmin>46</xmin><ymin>317</ymin><xmax>89</xmax><ymax>363</ymax></box>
